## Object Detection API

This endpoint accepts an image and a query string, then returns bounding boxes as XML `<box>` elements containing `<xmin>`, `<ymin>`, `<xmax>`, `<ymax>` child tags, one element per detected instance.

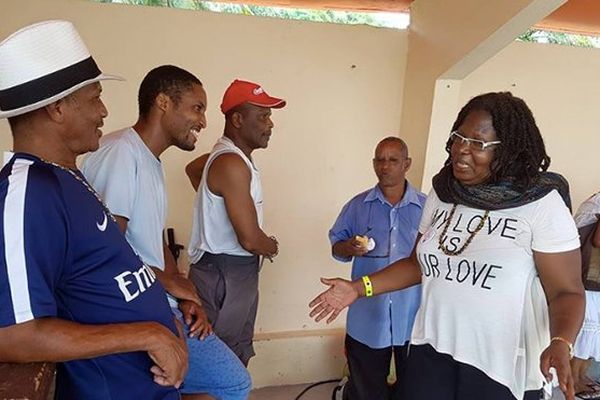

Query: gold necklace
<box><xmin>42</xmin><ymin>159</ymin><xmax>117</xmax><ymax>223</ymax></box>
<box><xmin>437</xmin><ymin>204</ymin><xmax>489</xmax><ymax>256</ymax></box>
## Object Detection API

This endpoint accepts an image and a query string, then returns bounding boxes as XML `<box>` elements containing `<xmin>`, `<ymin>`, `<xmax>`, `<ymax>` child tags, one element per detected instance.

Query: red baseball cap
<box><xmin>220</xmin><ymin>79</ymin><xmax>286</xmax><ymax>115</ymax></box>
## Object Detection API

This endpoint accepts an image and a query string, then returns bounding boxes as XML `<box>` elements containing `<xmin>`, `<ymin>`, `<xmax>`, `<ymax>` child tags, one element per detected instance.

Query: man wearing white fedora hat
<box><xmin>0</xmin><ymin>20</ymin><xmax>187</xmax><ymax>400</ymax></box>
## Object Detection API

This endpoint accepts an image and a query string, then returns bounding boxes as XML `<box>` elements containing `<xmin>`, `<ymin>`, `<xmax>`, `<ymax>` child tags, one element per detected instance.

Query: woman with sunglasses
<box><xmin>310</xmin><ymin>92</ymin><xmax>584</xmax><ymax>400</ymax></box>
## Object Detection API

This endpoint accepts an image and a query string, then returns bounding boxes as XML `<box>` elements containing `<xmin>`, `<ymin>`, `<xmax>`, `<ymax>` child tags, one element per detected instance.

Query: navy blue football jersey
<box><xmin>0</xmin><ymin>153</ymin><xmax>180</xmax><ymax>400</ymax></box>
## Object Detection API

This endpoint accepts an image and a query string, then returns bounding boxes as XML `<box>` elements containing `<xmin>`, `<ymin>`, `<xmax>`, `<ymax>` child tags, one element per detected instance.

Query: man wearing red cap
<box><xmin>186</xmin><ymin>79</ymin><xmax>285</xmax><ymax>365</ymax></box>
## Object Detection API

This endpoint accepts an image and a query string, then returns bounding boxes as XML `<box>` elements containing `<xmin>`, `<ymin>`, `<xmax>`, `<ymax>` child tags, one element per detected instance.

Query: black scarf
<box><xmin>432</xmin><ymin>165</ymin><xmax>572</xmax><ymax>211</ymax></box>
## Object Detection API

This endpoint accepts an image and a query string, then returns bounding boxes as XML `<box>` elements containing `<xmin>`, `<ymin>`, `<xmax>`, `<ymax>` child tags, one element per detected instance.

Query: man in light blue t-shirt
<box><xmin>83</xmin><ymin>65</ymin><xmax>251</xmax><ymax>400</ymax></box>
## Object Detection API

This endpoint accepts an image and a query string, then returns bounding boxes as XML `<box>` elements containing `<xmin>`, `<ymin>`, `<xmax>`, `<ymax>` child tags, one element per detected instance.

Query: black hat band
<box><xmin>0</xmin><ymin>56</ymin><xmax>101</xmax><ymax>112</ymax></box>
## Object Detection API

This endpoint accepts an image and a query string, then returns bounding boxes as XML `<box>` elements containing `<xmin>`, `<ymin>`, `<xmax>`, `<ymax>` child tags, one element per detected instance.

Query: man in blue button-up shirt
<box><xmin>329</xmin><ymin>137</ymin><xmax>426</xmax><ymax>400</ymax></box>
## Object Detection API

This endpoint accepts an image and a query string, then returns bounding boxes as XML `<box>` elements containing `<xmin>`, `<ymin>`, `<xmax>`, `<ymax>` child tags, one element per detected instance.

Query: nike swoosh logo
<box><xmin>96</xmin><ymin>213</ymin><xmax>108</xmax><ymax>232</ymax></box>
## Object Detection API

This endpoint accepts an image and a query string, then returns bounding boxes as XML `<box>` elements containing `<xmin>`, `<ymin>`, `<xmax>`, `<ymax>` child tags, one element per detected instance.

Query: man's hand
<box><xmin>332</xmin><ymin>238</ymin><xmax>368</xmax><ymax>258</ymax></box>
<box><xmin>264</xmin><ymin>236</ymin><xmax>279</xmax><ymax>262</ymax></box>
<box><xmin>178</xmin><ymin>300</ymin><xmax>212</xmax><ymax>340</ymax></box>
<box><xmin>309</xmin><ymin>277</ymin><xmax>359</xmax><ymax>324</ymax></box>
<box><xmin>147</xmin><ymin>318</ymin><xmax>189</xmax><ymax>388</ymax></box>
<box><xmin>346</xmin><ymin>237</ymin><xmax>369</xmax><ymax>257</ymax></box>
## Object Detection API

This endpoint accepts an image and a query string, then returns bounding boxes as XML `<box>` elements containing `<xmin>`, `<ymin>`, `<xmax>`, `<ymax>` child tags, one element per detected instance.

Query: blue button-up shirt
<box><xmin>329</xmin><ymin>182</ymin><xmax>426</xmax><ymax>348</ymax></box>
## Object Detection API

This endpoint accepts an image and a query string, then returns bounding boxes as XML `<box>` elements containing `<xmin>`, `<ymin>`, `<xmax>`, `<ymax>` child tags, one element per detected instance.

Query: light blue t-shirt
<box><xmin>82</xmin><ymin>128</ymin><xmax>166</xmax><ymax>270</ymax></box>
<box><xmin>329</xmin><ymin>182</ymin><xmax>426</xmax><ymax>348</ymax></box>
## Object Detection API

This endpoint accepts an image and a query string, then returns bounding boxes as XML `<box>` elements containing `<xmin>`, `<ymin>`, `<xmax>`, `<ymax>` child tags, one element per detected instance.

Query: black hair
<box><xmin>224</xmin><ymin>102</ymin><xmax>253</xmax><ymax>122</ymax></box>
<box><xmin>7</xmin><ymin>114</ymin><xmax>23</xmax><ymax>131</ymax></box>
<box><xmin>138</xmin><ymin>65</ymin><xmax>201</xmax><ymax>117</ymax></box>
<box><xmin>445</xmin><ymin>92</ymin><xmax>550</xmax><ymax>187</ymax></box>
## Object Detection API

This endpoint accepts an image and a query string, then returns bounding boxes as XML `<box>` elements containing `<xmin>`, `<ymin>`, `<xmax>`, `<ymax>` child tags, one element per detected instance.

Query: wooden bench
<box><xmin>0</xmin><ymin>362</ymin><xmax>55</xmax><ymax>400</ymax></box>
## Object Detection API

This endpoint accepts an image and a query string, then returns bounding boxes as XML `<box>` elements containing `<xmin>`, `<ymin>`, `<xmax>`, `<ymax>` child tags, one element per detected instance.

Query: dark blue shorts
<box><xmin>172</xmin><ymin>308</ymin><xmax>251</xmax><ymax>399</ymax></box>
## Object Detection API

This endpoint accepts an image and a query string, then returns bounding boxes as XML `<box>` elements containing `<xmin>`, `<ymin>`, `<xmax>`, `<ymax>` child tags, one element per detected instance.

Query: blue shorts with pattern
<box><xmin>172</xmin><ymin>308</ymin><xmax>252</xmax><ymax>399</ymax></box>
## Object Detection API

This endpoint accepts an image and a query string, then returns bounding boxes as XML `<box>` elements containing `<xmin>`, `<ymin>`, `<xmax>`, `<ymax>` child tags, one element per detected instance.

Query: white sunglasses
<box><xmin>450</xmin><ymin>131</ymin><xmax>501</xmax><ymax>151</ymax></box>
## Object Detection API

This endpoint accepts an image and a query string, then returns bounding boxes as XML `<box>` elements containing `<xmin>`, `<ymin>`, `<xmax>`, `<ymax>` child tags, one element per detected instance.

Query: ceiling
<box><xmin>212</xmin><ymin>0</ymin><xmax>600</xmax><ymax>36</ymax></box>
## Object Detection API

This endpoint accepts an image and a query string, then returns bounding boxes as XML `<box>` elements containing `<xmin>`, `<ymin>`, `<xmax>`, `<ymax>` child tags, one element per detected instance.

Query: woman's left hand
<box><xmin>540</xmin><ymin>340</ymin><xmax>574</xmax><ymax>400</ymax></box>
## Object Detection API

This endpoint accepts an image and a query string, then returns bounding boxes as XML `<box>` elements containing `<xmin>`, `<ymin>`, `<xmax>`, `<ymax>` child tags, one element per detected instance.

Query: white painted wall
<box><xmin>422</xmin><ymin>41</ymin><xmax>600</xmax><ymax>211</ymax></box>
<box><xmin>2</xmin><ymin>0</ymin><xmax>599</xmax><ymax>389</ymax></box>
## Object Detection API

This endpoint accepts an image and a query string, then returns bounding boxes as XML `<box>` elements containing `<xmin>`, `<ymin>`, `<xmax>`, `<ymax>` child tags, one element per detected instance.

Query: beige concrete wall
<box><xmin>400</xmin><ymin>0</ymin><xmax>566</xmax><ymax>188</ymax></box>
<box><xmin>4</xmin><ymin>0</ymin><xmax>600</xmax><ymax>389</ymax></box>
<box><xmin>0</xmin><ymin>0</ymin><xmax>408</xmax><ymax>387</ymax></box>
<box><xmin>422</xmin><ymin>41</ymin><xmax>600</xmax><ymax>211</ymax></box>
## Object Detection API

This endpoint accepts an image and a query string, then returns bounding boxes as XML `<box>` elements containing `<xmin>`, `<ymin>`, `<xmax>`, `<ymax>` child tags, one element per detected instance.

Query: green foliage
<box><xmin>92</xmin><ymin>0</ymin><xmax>600</xmax><ymax>45</ymax></box>
<box><xmin>518</xmin><ymin>29</ymin><xmax>600</xmax><ymax>48</ymax></box>
<box><xmin>91</xmin><ymin>0</ymin><xmax>408</xmax><ymax>28</ymax></box>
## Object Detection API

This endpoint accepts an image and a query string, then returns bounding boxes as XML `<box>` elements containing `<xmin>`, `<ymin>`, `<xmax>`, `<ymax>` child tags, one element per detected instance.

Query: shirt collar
<box><xmin>131</xmin><ymin>127</ymin><xmax>161</xmax><ymax>164</ymax></box>
<box><xmin>364</xmin><ymin>181</ymin><xmax>423</xmax><ymax>209</ymax></box>
<box><xmin>218</xmin><ymin>135</ymin><xmax>257</xmax><ymax>169</ymax></box>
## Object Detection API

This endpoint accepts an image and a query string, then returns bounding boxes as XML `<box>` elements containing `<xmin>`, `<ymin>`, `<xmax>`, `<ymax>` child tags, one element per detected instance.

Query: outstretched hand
<box><xmin>308</xmin><ymin>277</ymin><xmax>359</xmax><ymax>324</ymax></box>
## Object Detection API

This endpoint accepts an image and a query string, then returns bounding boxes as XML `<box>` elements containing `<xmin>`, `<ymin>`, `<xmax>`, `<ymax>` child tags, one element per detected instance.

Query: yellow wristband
<box><xmin>362</xmin><ymin>276</ymin><xmax>373</xmax><ymax>297</ymax></box>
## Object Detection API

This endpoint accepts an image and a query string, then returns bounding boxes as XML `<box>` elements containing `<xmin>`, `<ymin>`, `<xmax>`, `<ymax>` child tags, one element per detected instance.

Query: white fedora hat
<box><xmin>0</xmin><ymin>20</ymin><xmax>123</xmax><ymax>119</ymax></box>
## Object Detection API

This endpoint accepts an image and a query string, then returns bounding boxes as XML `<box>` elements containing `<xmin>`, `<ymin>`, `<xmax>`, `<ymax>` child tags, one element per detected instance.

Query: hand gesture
<box><xmin>178</xmin><ymin>299</ymin><xmax>213</xmax><ymax>340</ymax></box>
<box><xmin>347</xmin><ymin>237</ymin><xmax>369</xmax><ymax>257</ymax></box>
<box><xmin>540</xmin><ymin>340</ymin><xmax>574</xmax><ymax>399</ymax></box>
<box><xmin>265</xmin><ymin>235</ymin><xmax>279</xmax><ymax>262</ymax></box>
<box><xmin>148</xmin><ymin>318</ymin><xmax>189</xmax><ymax>388</ymax></box>
<box><xmin>309</xmin><ymin>277</ymin><xmax>359</xmax><ymax>324</ymax></box>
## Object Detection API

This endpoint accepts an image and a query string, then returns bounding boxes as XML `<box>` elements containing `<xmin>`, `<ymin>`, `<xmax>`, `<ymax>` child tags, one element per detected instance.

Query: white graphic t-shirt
<box><xmin>412</xmin><ymin>188</ymin><xmax>580</xmax><ymax>399</ymax></box>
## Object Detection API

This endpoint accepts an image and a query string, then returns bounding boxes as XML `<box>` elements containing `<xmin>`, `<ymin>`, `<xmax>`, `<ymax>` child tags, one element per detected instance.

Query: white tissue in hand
<box><xmin>367</xmin><ymin>238</ymin><xmax>376</xmax><ymax>251</ymax></box>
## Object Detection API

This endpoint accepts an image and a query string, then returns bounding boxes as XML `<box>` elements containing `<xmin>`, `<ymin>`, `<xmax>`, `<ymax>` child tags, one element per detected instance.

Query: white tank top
<box><xmin>188</xmin><ymin>136</ymin><xmax>263</xmax><ymax>263</ymax></box>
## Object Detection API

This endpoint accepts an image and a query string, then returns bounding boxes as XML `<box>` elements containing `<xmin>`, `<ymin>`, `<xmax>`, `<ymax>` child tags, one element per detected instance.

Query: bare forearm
<box><xmin>239</xmin><ymin>231</ymin><xmax>277</xmax><ymax>257</ymax></box>
<box><xmin>593</xmin><ymin>223</ymin><xmax>600</xmax><ymax>247</ymax></box>
<box><xmin>332</xmin><ymin>238</ymin><xmax>368</xmax><ymax>259</ymax></box>
<box><xmin>535</xmin><ymin>249</ymin><xmax>585</xmax><ymax>345</ymax></box>
<box><xmin>332</xmin><ymin>241</ymin><xmax>352</xmax><ymax>258</ymax></box>
<box><xmin>0</xmin><ymin>318</ymin><xmax>166</xmax><ymax>363</ymax></box>
<box><xmin>548</xmin><ymin>291</ymin><xmax>585</xmax><ymax>343</ymax></box>
<box><xmin>186</xmin><ymin>170</ymin><xmax>201</xmax><ymax>192</ymax></box>
<box><xmin>351</xmin><ymin>256</ymin><xmax>422</xmax><ymax>297</ymax></box>
<box><xmin>185</xmin><ymin>154</ymin><xmax>209</xmax><ymax>192</ymax></box>
<box><xmin>152</xmin><ymin>267</ymin><xmax>200</xmax><ymax>303</ymax></box>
